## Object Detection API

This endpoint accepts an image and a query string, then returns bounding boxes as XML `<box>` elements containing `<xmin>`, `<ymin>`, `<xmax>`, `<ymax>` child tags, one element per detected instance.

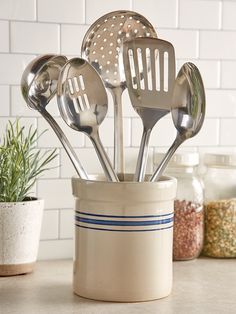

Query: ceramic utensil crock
<box><xmin>72</xmin><ymin>175</ymin><xmax>177</xmax><ymax>302</ymax></box>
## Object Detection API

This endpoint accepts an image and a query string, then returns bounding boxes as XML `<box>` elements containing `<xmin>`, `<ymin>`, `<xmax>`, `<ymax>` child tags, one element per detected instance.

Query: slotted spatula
<box><xmin>123</xmin><ymin>37</ymin><xmax>175</xmax><ymax>181</ymax></box>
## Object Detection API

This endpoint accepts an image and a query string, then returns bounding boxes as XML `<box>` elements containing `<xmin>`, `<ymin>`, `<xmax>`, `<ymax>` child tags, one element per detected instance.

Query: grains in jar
<box><xmin>173</xmin><ymin>200</ymin><xmax>204</xmax><ymax>260</ymax></box>
<box><xmin>203</xmin><ymin>199</ymin><xmax>236</xmax><ymax>258</ymax></box>
<box><xmin>203</xmin><ymin>153</ymin><xmax>236</xmax><ymax>258</ymax></box>
<box><xmin>154</xmin><ymin>152</ymin><xmax>204</xmax><ymax>261</ymax></box>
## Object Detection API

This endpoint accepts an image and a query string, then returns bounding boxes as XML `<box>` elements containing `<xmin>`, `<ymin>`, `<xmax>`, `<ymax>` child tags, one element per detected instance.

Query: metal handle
<box><xmin>150</xmin><ymin>134</ymin><xmax>184</xmax><ymax>182</ymax></box>
<box><xmin>134</xmin><ymin>127</ymin><xmax>152</xmax><ymax>182</ymax></box>
<box><xmin>111</xmin><ymin>88</ymin><xmax>124</xmax><ymax>177</ymax></box>
<box><xmin>90</xmin><ymin>130</ymin><xmax>119</xmax><ymax>182</ymax></box>
<box><xmin>40</xmin><ymin>108</ymin><xmax>89</xmax><ymax>179</ymax></box>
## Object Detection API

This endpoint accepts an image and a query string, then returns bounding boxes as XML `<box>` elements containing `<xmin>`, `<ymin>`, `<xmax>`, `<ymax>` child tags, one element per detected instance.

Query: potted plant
<box><xmin>0</xmin><ymin>120</ymin><xmax>57</xmax><ymax>276</ymax></box>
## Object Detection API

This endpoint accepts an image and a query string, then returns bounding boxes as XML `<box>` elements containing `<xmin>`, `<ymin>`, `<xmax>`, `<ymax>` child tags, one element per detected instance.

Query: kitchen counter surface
<box><xmin>0</xmin><ymin>258</ymin><xmax>236</xmax><ymax>314</ymax></box>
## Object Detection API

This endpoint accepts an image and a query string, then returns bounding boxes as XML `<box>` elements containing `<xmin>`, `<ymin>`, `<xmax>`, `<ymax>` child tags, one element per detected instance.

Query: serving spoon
<box><xmin>150</xmin><ymin>62</ymin><xmax>205</xmax><ymax>182</ymax></box>
<box><xmin>57</xmin><ymin>57</ymin><xmax>119</xmax><ymax>182</ymax></box>
<box><xmin>21</xmin><ymin>54</ymin><xmax>89</xmax><ymax>179</ymax></box>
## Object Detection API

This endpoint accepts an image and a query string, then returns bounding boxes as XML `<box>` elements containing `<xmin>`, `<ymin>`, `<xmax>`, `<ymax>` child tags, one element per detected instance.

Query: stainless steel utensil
<box><xmin>150</xmin><ymin>62</ymin><xmax>206</xmax><ymax>182</ymax></box>
<box><xmin>21</xmin><ymin>54</ymin><xmax>89</xmax><ymax>179</ymax></box>
<box><xmin>81</xmin><ymin>10</ymin><xmax>157</xmax><ymax>177</ymax></box>
<box><xmin>123</xmin><ymin>37</ymin><xmax>176</xmax><ymax>182</ymax></box>
<box><xmin>57</xmin><ymin>57</ymin><xmax>119</xmax><ymax>182</ymax></box>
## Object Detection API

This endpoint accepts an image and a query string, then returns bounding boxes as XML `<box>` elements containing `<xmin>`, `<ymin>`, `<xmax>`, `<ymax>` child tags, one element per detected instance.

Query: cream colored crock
<box><xmin>72</xmin><ymin>175</ymin><xmax>177</xmax><ymax>302</ymax></box>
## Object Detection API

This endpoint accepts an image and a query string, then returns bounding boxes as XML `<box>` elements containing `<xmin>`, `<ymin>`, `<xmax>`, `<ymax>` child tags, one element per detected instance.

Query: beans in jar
<box><xmin>173</xmin><ymin>200</ymin><xmax>204</xmax><ymax>261</ymax></box>
<box><xmin>203</xmin><ymin>199</ymin><xmax>236</xmax><ymax>258</ymax></box>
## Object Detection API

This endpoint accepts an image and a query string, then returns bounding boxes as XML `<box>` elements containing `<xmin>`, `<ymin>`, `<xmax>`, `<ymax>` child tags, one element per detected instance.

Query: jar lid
<box><xmin>154</xmin><ymin>152</ymin><xmax>199</xmax><ymax>167</ymax></box>
<box><xmin>204</xmin><ymin>153</ymin><xmax>236</xmax><ymax>167</ymax></box>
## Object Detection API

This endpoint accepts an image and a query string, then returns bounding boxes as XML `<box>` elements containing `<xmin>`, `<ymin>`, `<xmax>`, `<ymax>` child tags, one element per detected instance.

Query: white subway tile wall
<box><xmin>11</xmin><ymin>22</ymin><xmax>60</xmax><ymax>54</ymax></box>
<box><xmin>0</xmin><ymin>0</ymin><xmax>235</xmax><ymax>259</ymax></box>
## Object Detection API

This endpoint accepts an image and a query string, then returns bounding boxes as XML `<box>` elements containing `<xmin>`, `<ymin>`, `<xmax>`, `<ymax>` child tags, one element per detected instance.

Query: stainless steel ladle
<box><xmin>150</xmin><ymin>62</ymin><xmax>206</xmax><ymax>182</ymax></box>
<box><xmin>21</xmin><ymin>54</ymin><xmax>88</xmax><ymax>179</ymax></box>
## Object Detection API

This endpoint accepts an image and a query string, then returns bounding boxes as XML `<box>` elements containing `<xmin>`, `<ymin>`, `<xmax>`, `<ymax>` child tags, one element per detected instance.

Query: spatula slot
<box><xmin>164</xmin><ymin>51</ymin><xmax>169</xmax><ymax>92</ymax></box>
<box><xmin>128</xmin><ymin>48</ymin><xmax>137</xmax><ymax>89</ymax></box>
<box><xmin>137</xmin><ymin>48</ymin><xmax>144</xmax><ymax>90</ymax></box>
<box><xmin>154</xmin><ymin>49</ymin><xmax>160</xmax><ymax>91</ymax></box>
<box><xmin>146</xmin><ymin>48</ymin><xmax>152</xmax><ymax>91</ymax></box>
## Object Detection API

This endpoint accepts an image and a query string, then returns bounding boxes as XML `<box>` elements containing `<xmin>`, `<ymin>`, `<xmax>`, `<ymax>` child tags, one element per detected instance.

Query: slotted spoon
<box><xmin>123</xmin><ymin>37</ymin><xmax>176</xmax><ymax>181</ymax></box>
<box><xmin>57</xmin><ymin>57</ymin><xmax>119</xmax><ymax>182</ymax></box>
<box><xmin>21</xmin><ymin>54</ymin><xmax>88</xmax><ymax>179</ymax></box>
<box><xmin>81</xmin><ymin>10</ymin><xmax>157</xmax><ymax>177</ymax></box>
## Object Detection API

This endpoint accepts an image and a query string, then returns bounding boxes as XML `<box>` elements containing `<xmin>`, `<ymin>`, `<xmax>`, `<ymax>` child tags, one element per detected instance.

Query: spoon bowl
<box><xmin>171</xmin><ymin>62</ymin><xmax>205</xmax><ymax>137</ymax></box>
<box><xmin>150</xmin><ymin>62</ymin><xmax>205</xmax><ymax>182</ymax></box>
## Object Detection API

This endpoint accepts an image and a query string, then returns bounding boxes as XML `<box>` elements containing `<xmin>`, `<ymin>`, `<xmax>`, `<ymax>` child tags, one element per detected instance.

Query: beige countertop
<box><xmin>0</xmin><ymin>258</ymin><xmax>236</xmax><ymax>314</ymax></box>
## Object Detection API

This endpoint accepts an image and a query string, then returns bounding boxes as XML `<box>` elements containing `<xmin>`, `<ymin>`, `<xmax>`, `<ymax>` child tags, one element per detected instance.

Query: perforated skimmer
<box><xmin>81</xmin><ymin>10</ymin><xmax>157</xmax><ymax>177</ymax></box>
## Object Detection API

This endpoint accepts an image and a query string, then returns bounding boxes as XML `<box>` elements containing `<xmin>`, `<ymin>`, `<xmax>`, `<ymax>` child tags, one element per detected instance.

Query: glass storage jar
<box><xmin>202</xmin><ymin>153</ymin><xmax>236</xmax><ymax>258</ymax></box>
<box><xmin>154</xmin><ymin>152</ymin><xmax>204</xmax><ymax>261</ymax></box>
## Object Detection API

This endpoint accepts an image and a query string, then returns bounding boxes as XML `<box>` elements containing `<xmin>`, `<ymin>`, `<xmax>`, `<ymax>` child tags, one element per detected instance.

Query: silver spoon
<box><xmin>57</xmin><ymin>57</ymin><xmax>119</xmax><ymax>182</ymax></box>
<box><xmin>123</xmin><ymin>37</ymin><xmax>175</xmax><ymax>182</ymax></box>
<box><xmin>81</xmin><ymin>10</ymin><xmax>157</xmax><ymax>177</ymax></box>
<box><xmin>21</xmin><ymin>54</ymin><xmax>89</xmax><ymax>180</ymax></box>
<box><xmin>150</xmin><ymin>62</ymin><xmax>206</xmax><ymax>182</ymax></box>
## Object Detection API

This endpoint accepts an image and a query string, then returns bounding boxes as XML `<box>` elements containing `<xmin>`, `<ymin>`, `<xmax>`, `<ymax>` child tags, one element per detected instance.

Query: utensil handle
<box><xmin>40</xmin><ymin>109</ymin><xmax>89</xmax><ymax>180</ymax></box>
<box><xmin>112</xmin><ymin>88</ymin><xmax>124</xmax><ymax>177</ymax></box>
<box><xmin>90</xmin><ymin>131</ymin><xmax>119</xmax><ymax>182</ymax></box>
<box><xmin>150</xmin><ymin>134</ymin><xmax>184</xmax><ymax>182</ymax></box>
<box><xmin>134</xmin><ymin>127</ymin><xmax>152</xmax><ymax>182</ymax></box>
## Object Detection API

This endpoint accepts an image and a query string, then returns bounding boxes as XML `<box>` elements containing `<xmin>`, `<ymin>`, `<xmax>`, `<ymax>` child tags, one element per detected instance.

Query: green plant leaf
<box><xmin>0</xmin><ymin>119</ymin><xmax>58</xmax><ymax>202</ymax></box>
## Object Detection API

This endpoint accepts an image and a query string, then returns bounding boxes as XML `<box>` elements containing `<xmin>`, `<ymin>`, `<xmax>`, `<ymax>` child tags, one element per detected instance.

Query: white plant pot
<box><xmin>0</xmin><ymin>198</ymin><xmax>44</xmax><ymax>276</ymax></box>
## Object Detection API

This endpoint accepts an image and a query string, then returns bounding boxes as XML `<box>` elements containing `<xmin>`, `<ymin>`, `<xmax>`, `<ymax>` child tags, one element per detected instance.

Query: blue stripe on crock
<box><xmin>75</xmin><ymin>210</ymin><xmax>173</xmax><ymax>219</ymax></box>
<box><xmin>75</xmin><ymin>224</ymin><xmax>173</xmax><ymax>232</ymax></box>
<box><xmin>75</xmin><ymin>216</ymin><xmax>173</xmax><ymax>226</ymax></box>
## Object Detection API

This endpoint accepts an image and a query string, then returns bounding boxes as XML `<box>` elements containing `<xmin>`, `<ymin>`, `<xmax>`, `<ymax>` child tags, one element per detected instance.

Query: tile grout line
<box><xmin>176</xmin><ymin>0</ymin><xmax>180</xmax><ymax>28</ymax></box>
<box><xmin>83</xmin><ymin>0</ymin><xmax>86</xmax><ymax>24</ymax></box>
<box><xmin>2</xmin><ymin>17</ymin><xmax>236</xmax><ymax>32</ymax></box>
<box><xmin>58</xmin><ymin>209</ymin><xmax>61</xmax><ymax>240</ymax></box>
<box><xmin>35</xmin><ymin>0</ymin><xmax>38</xmax><ymax>21</ymax></box>
<box><xmin>219</xmin><ymin>0</ymin><xmax>223</xmax><ymax>30</ymax></box>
